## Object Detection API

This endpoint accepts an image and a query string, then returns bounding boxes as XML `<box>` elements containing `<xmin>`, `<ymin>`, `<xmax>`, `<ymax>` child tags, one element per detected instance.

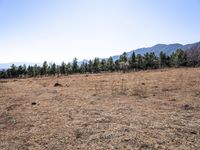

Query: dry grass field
<box><xmin>0</xmin><ymin>68</ymin><xmax>200</xmax><ymax>150</ymax></box>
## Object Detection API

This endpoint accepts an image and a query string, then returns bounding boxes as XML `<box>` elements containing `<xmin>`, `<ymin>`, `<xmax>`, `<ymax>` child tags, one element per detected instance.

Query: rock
<box><xmin>181</xmin><ymin>104</ymin><xmax>193</xmax><ymax>110</ymax></box>
<box><xmin>54</xmin><ymin>83</ymin><xmax>63</xmax><ymax>87</ymax></box>
<box><xmin>31</xmin><ymin>102</ymin><xmax>36</xmax><ymax>105</ymax></box>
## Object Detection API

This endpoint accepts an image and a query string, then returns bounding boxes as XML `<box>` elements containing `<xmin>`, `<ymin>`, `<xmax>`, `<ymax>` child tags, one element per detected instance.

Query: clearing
<box><xmin>0</xmin><ymin>68</ymin><xmax>200</xmax><ymax>149</ymax></box>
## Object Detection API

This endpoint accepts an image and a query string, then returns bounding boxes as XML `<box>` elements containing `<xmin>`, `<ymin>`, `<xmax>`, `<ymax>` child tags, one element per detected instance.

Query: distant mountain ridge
<box><xmin>112</xmin><ymin>41</ymin><xmax>200</xmax><ymax>61</ymax></box>
<box><xmin>1</xmin><ymin>41</ymin><xmax>200</xmax><ymax>70</ymax></box>
<box><xmin>0</xmin><ymin>62</ymin><xmax>41</xmax><ymax>70</ymax></box>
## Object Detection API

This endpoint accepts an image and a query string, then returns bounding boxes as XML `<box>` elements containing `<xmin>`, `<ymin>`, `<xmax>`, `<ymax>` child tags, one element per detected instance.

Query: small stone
<box><xmin>31</xmin><ymin>102</ymin><xmax>36</xmax><ymax>105</ymax></box>
<box><xmin>181</xmin><ymin>104</ymin><xmax>193</xmax><ymax>110</ymax></box>
<box><xmin>54</xmin><ymin>83</ymin><xmax>63</xmax><ymax>87</ymax></box>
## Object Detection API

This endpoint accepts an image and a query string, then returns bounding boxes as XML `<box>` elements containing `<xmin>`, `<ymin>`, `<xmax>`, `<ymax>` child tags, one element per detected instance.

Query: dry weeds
<box><xmin>0</xmin><ymin>68</ymin><xmax>200</xmax><ymax>149</ymax></box>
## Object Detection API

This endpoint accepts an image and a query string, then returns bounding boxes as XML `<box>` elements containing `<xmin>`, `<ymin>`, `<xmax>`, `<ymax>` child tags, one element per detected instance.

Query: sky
<box><xmin>0</xmin><ymin>0</ymin><xmax>200</xmax><ymax>64</ymax></box>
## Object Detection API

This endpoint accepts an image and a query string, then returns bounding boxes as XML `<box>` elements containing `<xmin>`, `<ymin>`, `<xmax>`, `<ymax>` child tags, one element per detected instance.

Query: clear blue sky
<box><xmin>0</xmin><ymin>0</ymin><xmax>200</xmax><ymax>63</ymax></box>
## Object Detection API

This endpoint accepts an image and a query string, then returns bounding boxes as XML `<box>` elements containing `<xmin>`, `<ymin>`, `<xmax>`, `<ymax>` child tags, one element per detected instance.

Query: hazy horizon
<box><xmin>0</xmin><ymin>0</ymin><xmax>200</xmax><ymax>63</ymax></box>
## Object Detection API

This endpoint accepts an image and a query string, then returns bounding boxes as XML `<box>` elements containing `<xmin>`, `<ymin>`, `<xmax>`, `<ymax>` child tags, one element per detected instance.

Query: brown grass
<box><xmin>0</xmin><ymin>68</ymin><xmax>200</xmax><ymax>149</ymax></box>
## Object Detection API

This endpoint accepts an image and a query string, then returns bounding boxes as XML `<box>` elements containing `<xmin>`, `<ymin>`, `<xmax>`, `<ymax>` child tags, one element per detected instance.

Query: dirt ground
<box><xmin>0</xmin><ymin>68</ymin><xmax>200</xmax><ymax>150</ymax></box>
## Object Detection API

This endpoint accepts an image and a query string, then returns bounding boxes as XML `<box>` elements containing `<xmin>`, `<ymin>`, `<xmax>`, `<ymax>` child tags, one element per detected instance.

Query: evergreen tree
<box><xmin>10</xmin><ymin>64</ymin><xmax>17</xmax><ymax>77</ymax></box>
<box><xmin>171</xmin><ymin>49</ymin><xmax>187</xmax><ymax>67</ymax></box>
<box><xmin>50</xmin><ymin>63</ymin><xmax>57</xmax><ymax>75</ymax></box>
<box><xmin>114</xmin><ymin>60</ymin><xmax>120</xmax><ymax>71</ymax></box>
<box><xmin>129</xmin><ymin>52</ymin><xmax>136</xmax><ymax>69</ymax></box>
<box><xmin>60</xmin><ymin>61</ymin><xmax>66</xmax><ymax>75</ymax></box>
<box><xmin>72</xmin><ymin>58</ymin><xmax>79</xmax><ymax>73</ymax></box>
<box><xmin>56</xmin><ymin>65</ymin><xmax>61</xmax><ymax>75</ymax></box>
<box><xmin>80</xmin><ymin>62</ymin><xmax>87</xmax><ymax>73</ymax></box>
<box><xmin>22</xmin><ymin>64</ymin><xmax>27</xmax><ymax>76</ymax></box>
<box><xmin>119</xmin><ymin>61</ymin><xmax>129</xmax><ymax>73</ymax></box>
<box><xmin>100</xmin><ymin>59</ymin><xmax>107</xmax><ymax>71</ymax></box>
<box><xmin>144</xmin><ymin>52</ymin><xmax>158</xmax><ymax>69</ymax></box>
<box><xmin>88</xmin><ymin>60</ymin><xmax>93</xmax><ymax>73</ymax></box>
<box><xmin>66</xmin><ymin>62</ymin><xmax>72</xmax><ymax>74</ymax></box>
<box><xmin>93</xmin><ymin>58</ymin><xmax>100</xmax><ymax>73</ymax></box>
<box><xmin>149</xmin><ymin>52</ymin><xmax>159</xmax><ymax>69</ymax></box>
<box><xmin>33</xmin><ymin>64</ymin><xmax>40</xmax><ymax>76</ymax></box>
<box><xmin>159</xmin><ymin>51</ymin><xmax>167</xmax><ymax>68</ymax></box>
<box><xmin>84</xmin><ymin>62</ymin><xmax>88</xmax><ymax>72</ymax></box>
<box><xmin>165</xmin><ymin>56</ymin><xmax>171</xmax><ymax>67</ymax></box>
<box><xmin>79</xmin><ymin>63</ymin><xmax>84</xmax><ymax>73</ymax></box>
<box><xmin>119</xmin><ymin>52</ymin><xmax>128</xmax><ymax>63</ymax></box>
<box><xmin>17</xmin><ymin>65</ymin><xmax>23</xmax><ymax>77</ymax></box>
<box><xmin>27</xmin><ymin>66</ymin><xmax>36</xmax><ymax>77</ymax></box>
<box><xmin>41</xmin><ymin>61</ymin><xmax>48</xmax><ymax>75</ymax></box>
<box><xmin>0</xmin><ymin>70</ymin><xmax>8</xmax><ymax>78</ymax></box>
<box><xmin>107</xmin><ymin>57</ymin><xmax>115</xmax><ymax>71</ymax></box>
<box><xmin>135</xmin><ymin>54</ymin><xmax>144</xmax><ymax>69</ymax></box>
<box><xmin>6</xmin><ymin>69</ymin><xmax>12</xmax><ymax>78</ymax></box>
<box><xmin>143</xmin><ymin>53</ymin><xmax>150</xmax><ymax>69</ymax></box>
<box><xmin>119</xmin><ymin>52</ymin><xmax>129</xmax><ymax>72</ymax></box>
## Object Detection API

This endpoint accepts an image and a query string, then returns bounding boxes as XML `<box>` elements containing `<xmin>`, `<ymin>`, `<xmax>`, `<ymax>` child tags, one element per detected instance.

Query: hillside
<box><xmin>112</xmin><ymin>41</ymin><xmax>200</xmax><ymax>61</ymax></box>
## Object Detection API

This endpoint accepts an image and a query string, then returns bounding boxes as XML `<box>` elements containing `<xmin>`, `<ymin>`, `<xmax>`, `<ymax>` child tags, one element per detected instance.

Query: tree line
<box><xmin>0</xmin><ymin>48</ymin><xmax>199</xmax><ymax>79</ymax></box>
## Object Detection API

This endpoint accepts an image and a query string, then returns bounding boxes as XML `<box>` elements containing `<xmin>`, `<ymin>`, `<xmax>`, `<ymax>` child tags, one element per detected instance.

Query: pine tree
<box><xmin>22</xmin><ymin>64</ymin><xmax>27</xmax><ymax>76</ymax></box>
<box><xmin>10</xmin><ymin>64</ymin><xmax>17</xmax><ymax>78</ymax></box>
<box><xmin>100</xmin><ymin>59</ymin><xmax>107</xmax><ymax>71</ymax></box>
<box><xmin>66</xmin><ymin>62</ymin><xmax>72</xmax><ymax>74</ymax></box>
<box><xmin>159</xmin><ymin>51</ymin><xmax>167</xmax><ymax>68</ymax></box>
<box><xmin>119</xmin><ymin>52</ymin><xmax>128</xmax><ymax>63</ymax></box>
<box><xmin>135</xmin><ymin>54</ymin><xmax>144</xmax><ymax>69</ymax></box>
<box><xmin>144</xmin><ymin>52</ymin><xmax>158</xmax><ymax>69</ymax></box>
<box><xmin>72</xmin><ymin>58</ymin><xmax>79</xmax><ymax>73</ymax></box>
<box><xmin>41</xmin><ymin>61</ymin><xmax>48</xmax><ymax>75</ymax></box>
<box><xmin>0</xmin><ymin>70</ymin><xmax>8</xmax><ymax>78</ymax></box>
<box><xmin>17</xmin><ymin>65</ymin><xmax>23</xmax><ymax>77</ymax></box>
<box><xmin>56</xmin><ymin>65</ymin><xmax>61</xmax><ymax>75</ymax></box>
<box><xmin>129</xmin><ymin>52</ymin><xmax>136</xmax><ymax>69</ymax></box>
<box><xmin>107</xmin><ymin>57</ymin><xmax>115</xmax><ymax>72</ymax></box>
<box><xmin>60</xmin><ymin>61</ymin><xmax>66</xmax><ymax>75</ymax></box>
<box><xmin>171</xmin><ymin>49</ymin><xmax>187</xmax><ymax>67</ymax></box>
<box><xmin>33</xmin><ymin>64</ymin><xmax>40</xmax><ymax>76</ymax></box>
<box><xmin>88</xmin><ymin>60</ymin><xmax>93</xmax><ymax>73</ymax></box>
<box><xmin>50</xmin><ymin>63</ymin><xmax>56</xmax><ymax>75</ymax></box>
<box><xmin>93</xmin><ymin>58</ymin><xmax>100</xmax><ymax>73</ymax></box>
<box><xmin>114</xmin><ymin>60</ymin><xmax>120</xmax><ymax>71</ymax></box>
<box><xmin>6</xmin><ymin>69</ymin><xmax>12</xmax><ymax>78</ymax></box>
<box><xmin>84</xmin><ymin>62</ymin><xmax>88</xmax><ymax>72</ymax></box>
<box><xmin>27</xmin><ymin>66</ymin><xmax>36</xmax><ymax>77</ymax></box>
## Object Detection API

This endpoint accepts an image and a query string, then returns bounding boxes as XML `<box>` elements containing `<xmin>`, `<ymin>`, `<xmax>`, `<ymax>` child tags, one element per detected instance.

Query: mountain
<box><xmin>1</xmin><ymin>41</ymin><xmax>200</xmax><ymax>69</ymax></box>
<box><xmin>111</xmin><ymin>41</ymin><xmax>200</xmax><ymax>61</ymax></box>
<box><xmin>182</xmin><ymin>41</ymin><xmax>200</xmax><ymax>50</ymax></box>
<box><xmin>0</xmin><ymin>62</ymin><xmax>41</xmax><ymax>70</ymax></box>
<box><xmin>78</xmin><ymin>59</ymin><xmax>89</xmax><ymax>65</ymax></box>
<box><xmin>56</xmin><ymin>41</ymin><xmax>200</xmax><ymax>64</ymax></box>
